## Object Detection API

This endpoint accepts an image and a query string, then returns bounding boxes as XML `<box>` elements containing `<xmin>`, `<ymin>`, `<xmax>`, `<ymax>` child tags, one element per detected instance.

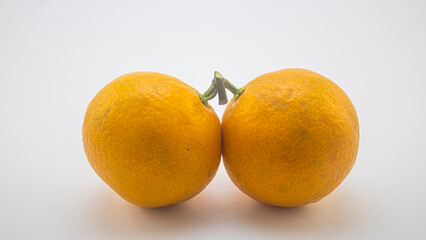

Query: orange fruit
<box><xmin>82</xmin><ymin>72</ymin><xmax>221</xmax><ymax>207</ymax></box>
<box><xmin>222</xmin><ymin>68</ymin><xmax>359</xmax><ymax>207</ymax></box>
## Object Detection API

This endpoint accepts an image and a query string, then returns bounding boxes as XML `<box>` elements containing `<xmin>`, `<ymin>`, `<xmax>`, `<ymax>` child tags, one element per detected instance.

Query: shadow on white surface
<box><xmin>81</xmin><ymin>188</ymin><xmax>215</xmax><ymax>237</ymax></box>
<box><xmin>230</xmin><ymin>188</ymin><xmax>365</xmax><ymax>235</ymax></box>
<box><xmin>80</xmin><ymin>183</ymin><xmax>366</xmax><ymax>238</ymax></box>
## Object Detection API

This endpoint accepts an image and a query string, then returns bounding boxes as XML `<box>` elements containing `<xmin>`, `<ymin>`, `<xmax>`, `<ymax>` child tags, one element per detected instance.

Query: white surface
<box><xmin>1</xmin><ymin>0</ymin><xmax>425</xmax><ymax>239</ymax></box>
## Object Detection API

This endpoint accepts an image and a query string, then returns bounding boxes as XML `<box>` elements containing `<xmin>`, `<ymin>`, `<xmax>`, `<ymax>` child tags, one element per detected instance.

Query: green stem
<box><xmin>199</xmin><ymin>71</ymin><xmax>245</xmax><ymax>107</ymax></box>
<box><xmin>203</xmin><ymin>87</ymin><xmax>217</xmax><ymax>101</ymax></box>
<box><xmin>223</xmin><ymin>79</ymin><xmax>239</xmax><ymax>94</ymax></box>
<box><xmin>225</xmin><ymin>79</ymin><xmax>246</xmax><ymax>100</ymax></box>
<box><xmin>214</xmin><ymin>71</ymin><xmax>228</xmax><ymax>105</ymax></box>
<box><xmin>202</xmin><ymin>80</ymin><xmax>216</xmax><ymax>98</ymax></box>
<box><xmin>221</xmin><ymin>73</ymin><xmax>246</xmax><ymax>100</ymax></box>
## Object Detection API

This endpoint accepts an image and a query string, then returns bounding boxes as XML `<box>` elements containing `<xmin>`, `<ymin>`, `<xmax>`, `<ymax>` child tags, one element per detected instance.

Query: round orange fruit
<box><xmin>222</xmin><ymin>68</ymin><xmax>359</xmax><ymax>207</ymax></box>
<box><xmin>83</xmin><ymin>72</ymin><xmax>221</xmax><ymax>207</ymax></box>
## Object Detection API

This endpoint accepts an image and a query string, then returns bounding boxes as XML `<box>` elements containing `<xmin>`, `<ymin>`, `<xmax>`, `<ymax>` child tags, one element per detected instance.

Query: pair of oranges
<box><xmin>82</xmin><ymin>68</ymin><xmax>359</xmax><ymax>208</ymax></box>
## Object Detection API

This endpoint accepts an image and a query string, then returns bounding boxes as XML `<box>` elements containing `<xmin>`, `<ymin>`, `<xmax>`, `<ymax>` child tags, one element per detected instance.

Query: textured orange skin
<box><xmin>222</xmin><ymin>69</ymin><xmax>359</xmax><ymax>207</ymax></box>
<box><xmin>83</xmin><ymin>72</ymin><xmax>221</xmax><ymax>207</ymax></box>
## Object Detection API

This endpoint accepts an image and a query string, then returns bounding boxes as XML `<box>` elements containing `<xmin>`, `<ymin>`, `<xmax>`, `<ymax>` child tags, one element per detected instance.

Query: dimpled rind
<box><xmin>222</xmin><ymin>69</ymin><xmax>359</xmax><ymax>207</ymax></box>
<box><xmin>83</xmin><ymin>72</ymin><xmax>221</xmax><ymax>207</ymax></box>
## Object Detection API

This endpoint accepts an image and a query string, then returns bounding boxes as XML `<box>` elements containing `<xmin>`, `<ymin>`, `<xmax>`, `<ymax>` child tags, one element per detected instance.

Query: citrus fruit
<box><xmin>222</xmin><ymin>68</ymin><xmax>359</xmax><ymax>207</ymax></box>
<box><xmin>83</xmin><ymin>72</ymin><xmax>221</xmax><ymax>207</ymax></box>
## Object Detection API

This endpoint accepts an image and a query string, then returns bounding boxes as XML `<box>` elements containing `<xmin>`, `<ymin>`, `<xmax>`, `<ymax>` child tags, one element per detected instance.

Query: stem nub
<box><xmin>214</xmin><ymin>72</ymin><xmax>228</xmax><ymax>105</ymax></box>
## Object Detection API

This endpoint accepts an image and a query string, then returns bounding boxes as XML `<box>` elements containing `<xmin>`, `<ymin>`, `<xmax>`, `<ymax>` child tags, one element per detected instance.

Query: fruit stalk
<box><xmin>224</xmin><ymin>78</ymin><xmax>246</xmax><ymax>100</ymax></box>
<box><xmin>214</xmin><ymin>72</ymin><xmax>228</xmax><ymax>105</ymax></box>
<box><xmin>199</xmin><ymin>71</ymin><xmax>245</xmax><ymax>106</ymax></box>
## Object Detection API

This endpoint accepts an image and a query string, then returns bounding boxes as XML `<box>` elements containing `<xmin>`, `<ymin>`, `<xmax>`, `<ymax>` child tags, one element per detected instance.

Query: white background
<box><xmin>1</xmin><ymin>0</ymin><xmax>425</xmax><ymax>239</ymax></box>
